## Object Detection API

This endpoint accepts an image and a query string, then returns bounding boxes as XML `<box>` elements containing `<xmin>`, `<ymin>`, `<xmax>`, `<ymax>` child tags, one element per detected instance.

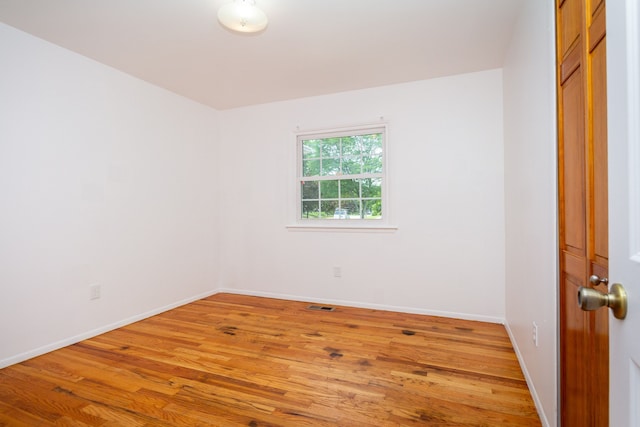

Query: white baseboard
<box><xmin>1</xmin><ymin>287</ymin><xmax>506</xmax><ymax>370</ymax></box>
<box><xmin>504</xmin><ymin>322</ymin><xmax>552</xmax><ymax>427</ymax></box>
<box><xmin>216</xmin><ymin>287</ymin><xmax>505</xmax><ymax>324</ymax></box>
<box><xmin>0</xmin><ymin>288</ymin><xmax>219</xmax><ymax>369</ymax></box>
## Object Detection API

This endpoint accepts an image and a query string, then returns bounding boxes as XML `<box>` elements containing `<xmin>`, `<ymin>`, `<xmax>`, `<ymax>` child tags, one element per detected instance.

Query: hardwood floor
<box><xmin>0</xmin><ymin>293</ymin><xmax>541</xmax><ymax>426</ymax></box>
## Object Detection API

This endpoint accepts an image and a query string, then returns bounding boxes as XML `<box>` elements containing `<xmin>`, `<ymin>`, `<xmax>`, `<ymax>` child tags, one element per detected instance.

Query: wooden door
<box><xmin>556</xmin><ymin>0</ymin><xmax>608</xmax><ymax>425</ymax></box>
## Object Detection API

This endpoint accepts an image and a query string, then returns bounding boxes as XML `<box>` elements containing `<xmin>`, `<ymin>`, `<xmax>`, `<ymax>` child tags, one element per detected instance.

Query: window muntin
<box><xmin>298</xmin><ymin>128</ymin><xmax>384</xmax><ymax>220</ymax></box>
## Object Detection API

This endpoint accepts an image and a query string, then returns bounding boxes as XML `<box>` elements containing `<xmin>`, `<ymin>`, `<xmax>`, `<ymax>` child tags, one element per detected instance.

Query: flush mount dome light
<box><xmin>218</xmin><ymin>0</ymin><xmax>268</xmax><ymax>34</ymax></box>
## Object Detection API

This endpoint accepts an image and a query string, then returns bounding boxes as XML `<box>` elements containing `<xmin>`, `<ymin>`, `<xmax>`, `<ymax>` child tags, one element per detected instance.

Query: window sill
<box><xmin>286</xmin><ymin>223</ymin><xmax>398</xmax><ymax>232</ymax></box>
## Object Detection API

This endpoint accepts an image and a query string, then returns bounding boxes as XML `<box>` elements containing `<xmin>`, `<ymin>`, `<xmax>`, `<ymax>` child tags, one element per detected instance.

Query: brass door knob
<box><xmin>578</xmin><ymin>283</ymin><xmax>628</xmax><ymax>319</ymax></box>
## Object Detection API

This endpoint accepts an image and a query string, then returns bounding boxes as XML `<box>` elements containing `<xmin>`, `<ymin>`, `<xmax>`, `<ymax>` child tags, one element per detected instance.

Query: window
<box><xmin>298</xmin><ymin>126</ymin><xmax>385</xmax><ymax>221</ymax></box>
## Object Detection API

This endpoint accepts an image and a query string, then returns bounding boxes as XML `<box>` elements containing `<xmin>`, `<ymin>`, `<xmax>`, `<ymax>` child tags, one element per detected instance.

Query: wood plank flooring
<box><xmin>0</xmin><ymin>293</ymin><xmax>541</xmax><ymax>426</ymax></box>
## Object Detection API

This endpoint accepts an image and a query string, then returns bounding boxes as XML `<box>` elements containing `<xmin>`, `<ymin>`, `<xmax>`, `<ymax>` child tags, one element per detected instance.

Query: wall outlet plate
<box><xmin>333</xmin><ymin>266</ymin><xmax>342</xmax><ymax>278</ymax></box>
<box><xmin>89</xmin><ymin>283</ymin><xmax>101</xmax><ymax>300</ymax></box>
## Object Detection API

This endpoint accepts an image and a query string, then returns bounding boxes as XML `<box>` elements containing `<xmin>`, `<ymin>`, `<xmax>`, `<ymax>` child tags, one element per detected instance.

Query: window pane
<box><xmin>341</xmin><ymin>136</ymin><xmax>360</xmax><ymax>156</ymax></box>
<box><xmin>301</xmin><ymin>181</ymin><xmax>319</xmax><ymax>199</ymax></box>
<box><xmin>361</xmin><ymin>178</ymin><xmax>382</xmax><ymax>198</ymax></box>
<box><xmin>321</xmin><ymin>158</ymin><xmax>340</xmax><ymax>176</ymax></box>
<box><xmin>303</xmin><ymin>159</ymin><xmax>320</xmax><ymax>177</ymax></box>
<box><xmin>321</xmin><ymin>138</ymin><xmax>341</xmax><ymax>158</ymax></box>
<box><xmin>362</xmin><ymin>134</ymin><xmax>383</xmax><ymax>156</ymax></box>
<box><xmin>342</xmin><ymin>157</ymin><xmax>362</xmax><ymax>175</ymax></box>
<box><xmin>363</xmin><ymin>155</ymin><xmax>383</xmax><ymax>174</ymax></box>
<box><xmin>321</xmin><ymin>180</ymin><xmax>339</xmax><ymax>198</ymax></box>
<box><xmin>302</xmin><ymin>201</ymin><xmax>320</xmax><ymax>218</ymax></box>
<box><xmin>342</xmin><ymin>200</ymin><xmax>361</xmax><ymax>218</ymax></box>
<box><xmin>303</xmin><ymin>139</ymin><xmax>321</xmax><ymax>159</ymax></box>
<box><xmin>363</xmin><ymin>199</ymin><xmax>382</xmax><ymax>219</ymax></box>
<box><xmin>340</xmin><ymin>179</ymin><xmax>359</xmax><ymax>198</ymax></box>
<box><xmin>321</xmin><ymin>200</ymin><xmax>338</xmax><ymax>217</ymax></box>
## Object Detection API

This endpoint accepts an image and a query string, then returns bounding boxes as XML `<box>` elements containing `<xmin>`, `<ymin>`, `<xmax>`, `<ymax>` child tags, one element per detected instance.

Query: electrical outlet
<box><xmin>89</xmin><ymin>283</ymin><xmax>101</xmax><ymax>300</ymax></box>
<box><xmin>333</xmin><ymin>266</ymin><xmax>342</xmax><ymax>278</ymax></box>
<box><xmin>532</xmin><ymin>321</ymin><xmax>539</xmax><ymax>347</ymax></box>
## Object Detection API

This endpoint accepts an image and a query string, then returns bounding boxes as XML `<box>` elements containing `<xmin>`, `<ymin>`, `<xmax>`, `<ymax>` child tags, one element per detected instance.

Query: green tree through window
<box><xmin>298</xmin><ymin>127</ymin><xmax>384</xmax><ymax>220</ymax></box>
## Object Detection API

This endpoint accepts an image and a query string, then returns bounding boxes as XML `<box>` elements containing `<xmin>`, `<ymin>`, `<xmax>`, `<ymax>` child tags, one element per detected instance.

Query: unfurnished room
<box><xmin>1</xmin><ymin>1</ymin><xmax>639</xmax><ymax>426</ymax></box>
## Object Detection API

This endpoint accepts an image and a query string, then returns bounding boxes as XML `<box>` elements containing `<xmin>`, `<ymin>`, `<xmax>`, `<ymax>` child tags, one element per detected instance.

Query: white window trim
<box><xmin>285</xmin><ymin>223</ymin><xmax>398</xmax><ymax>232</ymax></box>
<box><xmin>287</xmin><ymin>123</ymin><xmax>396</xmax><ymax>231</ymax></box>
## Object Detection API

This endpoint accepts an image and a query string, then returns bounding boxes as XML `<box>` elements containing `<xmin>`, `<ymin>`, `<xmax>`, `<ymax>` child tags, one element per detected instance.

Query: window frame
<box><xmin>294</xmin><ymin>124</ymin><xmax>390</xmax><ymax>228</ymax></box>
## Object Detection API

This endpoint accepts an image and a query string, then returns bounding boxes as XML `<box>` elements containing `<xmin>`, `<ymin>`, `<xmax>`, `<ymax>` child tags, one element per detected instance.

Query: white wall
<box><xmin>503</xmin><ymin>1</ymin><xmax>557</xmax><ymax>426</ymax></box>
<box><xmin>218</xmin><ymin>70</ymin><xmax>506</xmax><ymax>322</ymax></box>
<box><xmin>0</xmin><ymin>23</ymin><xmax>220</xmax><ymax>367</ymax></box>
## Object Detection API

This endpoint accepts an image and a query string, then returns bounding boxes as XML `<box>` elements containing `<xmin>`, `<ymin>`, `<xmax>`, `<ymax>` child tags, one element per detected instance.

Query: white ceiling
<box><xmin>0</xmin><ymin>0</ymin><xmax>523</xmax><ymax>110</ymax></box>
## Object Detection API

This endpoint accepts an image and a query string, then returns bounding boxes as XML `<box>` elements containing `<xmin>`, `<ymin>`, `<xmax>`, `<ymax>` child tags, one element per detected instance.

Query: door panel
<box><xmin>561</xmin><ymin>65</ymin><xmax>586</xmax><ymax>253</ymax></box>
<box><xmin>559</xmin><ymin>0</ymin><xmax>582</xmax><ymax>58</ymax></box>
<box><xmin>591</xmin><ymin>17</ymin><xmax>608</xmax><ymax>263</ymax></box>
<box><xmin>560</xmin><ymin>275</ymin><xmax>589</xmax><ymax>425</ymax></box>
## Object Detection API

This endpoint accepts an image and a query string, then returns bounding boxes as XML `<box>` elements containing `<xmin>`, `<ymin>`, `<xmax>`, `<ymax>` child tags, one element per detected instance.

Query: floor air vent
<box><xmin>307</xmin><ymin>305</ymin><xmax>336</xmax><ymax>312</ymax></box>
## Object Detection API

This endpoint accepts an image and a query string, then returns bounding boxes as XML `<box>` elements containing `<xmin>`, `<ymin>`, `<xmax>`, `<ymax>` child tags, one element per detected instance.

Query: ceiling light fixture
<box><xmin>217</xmin><ymin>0</ymin><xmax>268</xmax><ymax>34</ymax></box>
